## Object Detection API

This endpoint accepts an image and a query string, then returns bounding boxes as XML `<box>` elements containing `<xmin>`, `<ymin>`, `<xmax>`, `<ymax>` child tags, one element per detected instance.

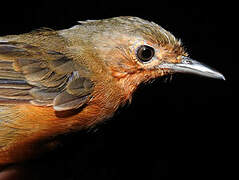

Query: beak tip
<box><xmin>214</xmin><ymin>72</ymin><xmax>226</xmax><ymax>81</ymax></box>
<box><xmin>221</xmin><ymin>75</ymin><xmax>226</xmax><ymax>81</ymax></box>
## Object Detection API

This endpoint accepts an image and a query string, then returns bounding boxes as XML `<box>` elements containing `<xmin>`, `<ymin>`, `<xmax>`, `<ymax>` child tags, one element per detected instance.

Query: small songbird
<box><xmin>0</xmin><ymin>16</ymin><xmax>224</xmax><ymax>166</ymax></box>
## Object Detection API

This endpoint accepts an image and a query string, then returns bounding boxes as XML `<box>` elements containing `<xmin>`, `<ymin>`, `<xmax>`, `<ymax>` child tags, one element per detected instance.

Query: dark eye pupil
<box><xmin>137</xmin><ymin>45</ymin><xmax>155</xmax><ymax>63</ymax></box>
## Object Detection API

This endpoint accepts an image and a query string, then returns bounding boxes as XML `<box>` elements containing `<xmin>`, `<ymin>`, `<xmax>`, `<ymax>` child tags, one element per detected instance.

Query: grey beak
<box><xmin>158</xmin><ymin>56</ymin><xmax>225</xmax><ymax>80</ymax></box>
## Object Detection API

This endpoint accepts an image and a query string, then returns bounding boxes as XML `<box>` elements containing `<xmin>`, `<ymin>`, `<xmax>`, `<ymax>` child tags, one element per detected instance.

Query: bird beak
<box><xmin>158</xmin><ymin>56</ymin><xmax>225</xmax><ymax>80</ymax></box>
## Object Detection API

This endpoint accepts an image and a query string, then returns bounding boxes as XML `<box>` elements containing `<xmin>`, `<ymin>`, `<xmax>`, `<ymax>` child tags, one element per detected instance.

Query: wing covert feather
<box><xmin>0</xmin><ymin>38</ymin><xmax>94</xmax><ymax>111</ymax></box>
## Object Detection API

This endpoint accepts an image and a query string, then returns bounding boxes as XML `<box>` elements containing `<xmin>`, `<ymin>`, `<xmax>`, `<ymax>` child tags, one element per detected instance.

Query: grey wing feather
<box><xmin>0</xmin><ymin>41</ymin><xmax>94</xmax><ymax>111</ymax></box>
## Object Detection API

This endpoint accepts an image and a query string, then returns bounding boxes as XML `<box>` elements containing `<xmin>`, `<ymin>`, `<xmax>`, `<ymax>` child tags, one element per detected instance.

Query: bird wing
<box><xmin>0</xmin><ymin>40</ymin><xmax>94</xmax><ymax>111</ymax></box>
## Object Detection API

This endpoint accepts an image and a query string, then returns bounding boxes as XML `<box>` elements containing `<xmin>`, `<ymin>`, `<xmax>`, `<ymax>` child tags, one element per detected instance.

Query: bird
<box><xmin>0</xmin><ymin>16</ymin><xmax>225</xmax><ymax>167</ymax></box>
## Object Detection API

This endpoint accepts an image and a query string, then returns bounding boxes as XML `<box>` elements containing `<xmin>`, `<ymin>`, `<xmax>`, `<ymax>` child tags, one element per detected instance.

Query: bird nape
<box><xmin>0</xmin><ymin>16</ymin><xmax>224</xmax><ymax>166</ymax></box>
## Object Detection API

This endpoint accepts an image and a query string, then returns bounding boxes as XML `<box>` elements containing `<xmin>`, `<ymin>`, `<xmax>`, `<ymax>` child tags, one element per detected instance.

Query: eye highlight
<box><xmin>136</xmin><ymin>45</ymin><xmax>155</xmax><ymax>63</ymax></box>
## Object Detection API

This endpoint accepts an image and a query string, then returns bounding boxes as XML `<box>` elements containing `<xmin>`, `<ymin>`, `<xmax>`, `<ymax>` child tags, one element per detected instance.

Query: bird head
<box><xmin>63</xmin><ymin>16</ymin><xmax>225</xmax><ymax>98</ymax></box>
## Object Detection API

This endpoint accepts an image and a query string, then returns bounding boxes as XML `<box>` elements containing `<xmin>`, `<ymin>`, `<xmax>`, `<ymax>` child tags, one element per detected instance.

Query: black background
<box><xmin>0</xmin><ymin>1</ymin><xmax>237</xmax><ymax>179</ymax></box>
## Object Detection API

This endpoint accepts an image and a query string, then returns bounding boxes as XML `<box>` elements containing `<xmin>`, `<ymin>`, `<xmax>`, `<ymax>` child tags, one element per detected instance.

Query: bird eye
<box><xmin>136</xmin><ymin>45</ymin><xmax>155</xmax><ymax>63</ymax></box>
